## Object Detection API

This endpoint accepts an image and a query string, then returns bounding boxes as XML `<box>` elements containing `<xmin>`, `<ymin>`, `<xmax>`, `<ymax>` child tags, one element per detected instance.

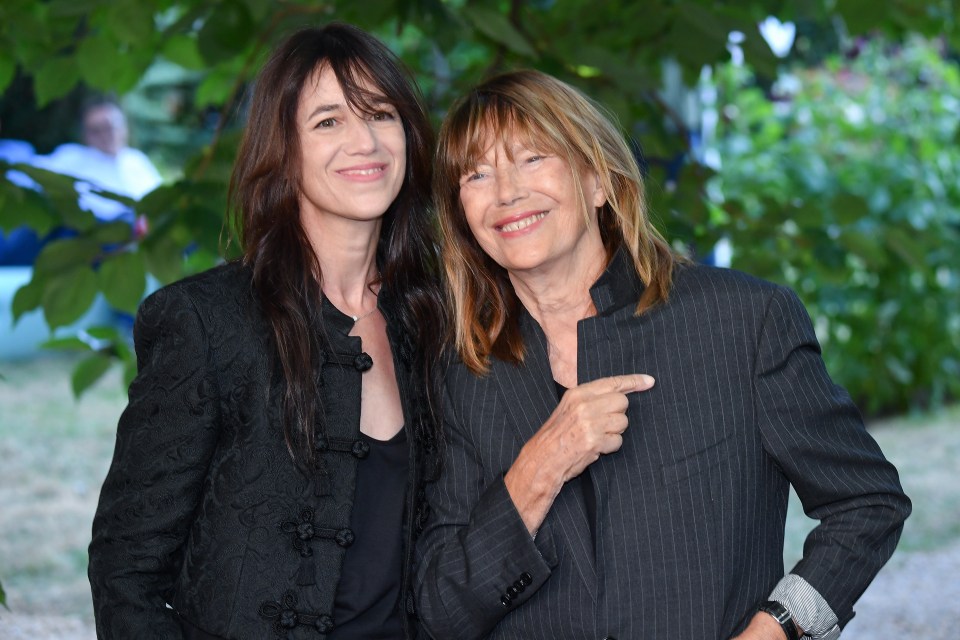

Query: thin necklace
<box><xmin>351</xmin><ymin>305</ymin><xmax>378</xmax><ymax>324</ymax></box>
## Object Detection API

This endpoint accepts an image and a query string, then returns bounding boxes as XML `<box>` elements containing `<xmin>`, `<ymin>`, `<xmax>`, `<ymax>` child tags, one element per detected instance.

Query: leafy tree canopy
<box><xmin>0</xmin><ymin>0</ymin><xmax>957</xmax><ymax>411</ymax></box>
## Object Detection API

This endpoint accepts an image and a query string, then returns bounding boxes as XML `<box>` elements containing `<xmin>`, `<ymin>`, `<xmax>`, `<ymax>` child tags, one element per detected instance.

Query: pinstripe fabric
<box><xmin>415</xmin><ymin>250</ymin><xmax>910</xmax><ymax>640</ymax></box>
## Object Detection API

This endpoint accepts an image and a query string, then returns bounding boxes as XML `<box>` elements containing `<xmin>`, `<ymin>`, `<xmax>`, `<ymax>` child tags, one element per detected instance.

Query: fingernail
<box><xmin>640</xmin><ymin>374</ymin><xmax>655</xmax><ymax>386</ymax></box>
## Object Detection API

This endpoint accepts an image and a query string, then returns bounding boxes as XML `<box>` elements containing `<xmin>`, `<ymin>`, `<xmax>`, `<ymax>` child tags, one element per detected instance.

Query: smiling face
<box><xmin>296</xmin><ymin>65</ymin><xmax>406</xmax><ymax>227</ymax></box>
<box><xmin>458</xmin><ymin>132</ymin><xmax>607</xmax><ymax>278</ymax></box>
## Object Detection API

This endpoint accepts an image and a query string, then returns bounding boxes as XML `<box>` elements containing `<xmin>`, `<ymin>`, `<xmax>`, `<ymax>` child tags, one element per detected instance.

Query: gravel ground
<box><xmin>1</xmin><ymin>541</ymin><xmax>957</xmax><ymax>639</ymax></box>
<box><xmin>839</xmin><ymin>540</ymin><xmax>960</xmax><ymax>639</ymax></box>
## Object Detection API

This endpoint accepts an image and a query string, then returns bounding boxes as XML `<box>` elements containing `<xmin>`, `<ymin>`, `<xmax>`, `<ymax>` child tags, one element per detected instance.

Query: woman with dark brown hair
<box><xmin>89</xmin><ymin>23</ymin><xmax>444</xmax><ymax>639</ymax></box>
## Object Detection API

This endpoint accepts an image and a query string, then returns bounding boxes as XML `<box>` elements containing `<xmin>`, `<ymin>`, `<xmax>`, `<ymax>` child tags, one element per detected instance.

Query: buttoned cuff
<box><xmin>770</xmin><ymin>574</ymin><xmax>840</xmax><ymax>640</ymax></box>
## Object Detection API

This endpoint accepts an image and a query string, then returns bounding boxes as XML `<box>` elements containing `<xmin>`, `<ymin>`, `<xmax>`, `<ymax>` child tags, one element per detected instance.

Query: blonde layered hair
<box><xmin>436</xmin><ymin>69</ymin><xmax>677</xmax><ymax>375</ymax></box>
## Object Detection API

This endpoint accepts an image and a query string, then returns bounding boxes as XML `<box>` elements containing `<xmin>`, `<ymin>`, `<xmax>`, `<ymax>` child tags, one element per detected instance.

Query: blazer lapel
<box><xmin>490</xmin><ymin>315</ymin><xmax>598</xmax><ymax>600</ymax></box>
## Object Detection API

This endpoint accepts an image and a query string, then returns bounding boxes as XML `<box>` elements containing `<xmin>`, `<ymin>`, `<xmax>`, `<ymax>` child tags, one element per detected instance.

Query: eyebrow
<box><xmin>307</xmin><ymin>98</ymin><xmax>395</xmax><ymax>121</ymax></box>
<box><xmin>307</xmin><ymin>103</ymin><xmax>343</xmax><ymax>120</ymax></box>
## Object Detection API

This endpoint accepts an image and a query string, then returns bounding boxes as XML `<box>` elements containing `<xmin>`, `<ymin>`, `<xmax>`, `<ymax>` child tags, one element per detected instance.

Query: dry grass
<box><xmin>783</xmin><ymin>403</ymin><xmax>960</xmax><ymax>570</ymax></box>
<box><xmin>0</xmin><ymin>353</ymin><xmax>957</xmax><ymax>635</ymax></box>
<box><xmin>0</xmin><ymin>353</ymin><xmax>124</xmax><ymax>624</ymax></box>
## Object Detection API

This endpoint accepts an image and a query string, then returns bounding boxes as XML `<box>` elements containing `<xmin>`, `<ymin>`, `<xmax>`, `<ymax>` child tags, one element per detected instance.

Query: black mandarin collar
<box><xmin>320</xmin><ymin>294</ymin><xmax>360</xmax><ymax>336</ymax></box>
<box><xmin>588</xmin><ymin>246</ymin><xmax>646</xmax><ymax>317</ymax></box>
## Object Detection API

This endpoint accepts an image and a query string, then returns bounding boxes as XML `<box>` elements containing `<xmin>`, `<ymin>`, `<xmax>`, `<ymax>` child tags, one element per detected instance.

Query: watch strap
<box><xmin>758</xmin><ymin>600</ymin><xmax>801</xmax><ymax>640</ymax></box>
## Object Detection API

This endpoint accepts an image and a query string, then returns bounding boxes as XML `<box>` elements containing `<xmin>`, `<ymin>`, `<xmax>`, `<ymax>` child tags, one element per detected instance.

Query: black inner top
<box><xmin>328</xmin><ymin>427</ymin><xmax>409</xmax><ymax>639</ymax></box>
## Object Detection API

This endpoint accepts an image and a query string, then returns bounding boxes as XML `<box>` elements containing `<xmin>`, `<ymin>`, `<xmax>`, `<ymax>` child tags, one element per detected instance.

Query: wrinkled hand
<box><xmin>538</xmin><ymin>373</ymin><xmax>655</xmax><ymax>482</ymax></box>
<box><xmin>505</xmin><ymin>373</ymin><xmax>655</xmax><ymax>534</ymax></box>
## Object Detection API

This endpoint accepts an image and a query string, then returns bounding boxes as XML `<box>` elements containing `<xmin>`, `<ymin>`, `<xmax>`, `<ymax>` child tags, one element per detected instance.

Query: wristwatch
<box><xmin>758</xmin><ymin>600</ymin><xmax>801</xmax><ymax>640</ymax></box>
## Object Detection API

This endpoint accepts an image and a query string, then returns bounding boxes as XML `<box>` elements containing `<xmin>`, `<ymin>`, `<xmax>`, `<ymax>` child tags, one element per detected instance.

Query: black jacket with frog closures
<box><xmin>89</xmin><ymin>261</ymin><xmax>432</xmax><ymax>639</ymax></box>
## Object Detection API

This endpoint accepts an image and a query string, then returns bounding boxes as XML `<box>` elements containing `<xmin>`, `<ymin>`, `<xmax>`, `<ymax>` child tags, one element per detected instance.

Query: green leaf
<box><xmin>76</xmin><ymin>34</ymin><xmax>122</xmax><ymax>91</ymax></box>
<box><xmin>0</xmin><ymin>54</ymin><xmax>14</xmax><ymax>95</ymax></box>
<box><xmin>89</xmin><ymin>221</ymin><xmax>134</xmax><ymax>246</ymax></box>
<box><xmin>885</xmin><ymin>232</ymin><xmax>930</xmax><ymax>271</ymax></box>
<box><xmin>98</xmin><ymin>251</ymin><xmax>147</xmax><ymax>313</ymax></box>
<box><xmin>16</xmin><ymin>167</ymin><xmax>96</xmax><ymax>230</ymax></box>
<box><xmin>11</xmin><ymin>275</ymin><xmax>44</xmax><ymax>322</ymax></box>
<box><xmin>46</xmin><ymin>0</ymin><xmax>103</xmax><ymax>18</ymax></box>
<box><xmin>40</xmin><ymin>336</ymin><xmax>94</xmax><ymax>351</ymax></box>
<box><xmin>161</xmin><ymin>34</ymin><xmax>205</xmax><ymax>70</ymax></box>
<box><xmin>670</xmin><ymin>1</ymin><xmax>732</xmax><ymax>74</ymax></box>
<box><xmin>197</xmin><ymin>0</ymin><xmax>254</xmax><ymax>65</ymax></box>
<box><xmin>0</xmin><ymin>576</ymin><xmax>7</xmax><ymax>610</ymax></box>
<box><xmin>830</xmin><ymin>193</ymin><xmax>871</xmax><ymax>225</ymax></box>
<box><xmin>138</xmin><ymin>184</ymin><xmax>181</xmax><ymax>222</ymax></box>
<box><xmin>41</xmin><ymin>266</ymin><xmax>99</xmax><ymax>329</ymax></box>
<box><xmin>34</xmin><ymin>237</ymin><xmax>101</xmax><ymax>277</ymax></box>
<box><xmin>123</xmin><ymin>356</ymin><xmax>138</xmax><ymax>388</ymax></box>
<box><xmin>838</xmin><ymin>230</ymin><xmax>887</xmax><ymax>269</ymax></box>
<box><xmin>0</xmin><ymin>177</ymin><xmax>56</xmax><ymax>234</ymax></box>
<box><xmin>142</xmin><ymin>233</ymin><xmax>185</xmax><ymax>284</ymax></box>
<box><xmin>33</xmin><ymin>55</ymin><xmax>80</xmax><ymax>106</ymax></box>
<box><xmin>83</xmin><ymin>326</ymin><xmax>122</xmax><ymax>342</ymax></box>
<box><xmin>105</xmin><ymin>3</ymin><xmax>155</xmax><ymax>45</ymax></box>
<box><xmin>463</xmin><ymin>6</ymin><xmax>537</xmax><ymax>58</ymax></box>
<box><xmin>194</xmin><ymin>66</ymin><xmax>237</xmax><ymax>108</ymax></box>
<box><xmin>838</xmin><ymin>0</ymin><xmax>885</xmax><ymax>37</ymax></box>
<box><xmin>71</xmin><ymin>352</ymin><xmax>113</xmax><ymax>397</ymax></box>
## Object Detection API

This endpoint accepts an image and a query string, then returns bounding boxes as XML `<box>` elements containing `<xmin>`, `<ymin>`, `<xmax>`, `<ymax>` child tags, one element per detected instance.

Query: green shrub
<box><xmin>712</xmin><ymin>36</ymin><xmax>960</xmax><ymax>415</ymax></box>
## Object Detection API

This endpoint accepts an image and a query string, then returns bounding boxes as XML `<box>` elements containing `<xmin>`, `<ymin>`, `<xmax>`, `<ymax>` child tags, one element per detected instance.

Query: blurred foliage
<box><xmin>0</xmin><ymin>0</ymin><xmax>958</xmax><ymax>409</ymax></box>
<box><xmin>712</xmin><ymin>36</ymin><xmax>960</xmax><ymax>414</ymax></box>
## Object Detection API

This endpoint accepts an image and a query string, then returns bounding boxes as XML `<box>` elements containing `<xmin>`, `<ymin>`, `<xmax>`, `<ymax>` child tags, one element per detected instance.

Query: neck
<box><xmin>509</xmin><ymin>243</ymin><xmax>607</xmax><ymax>332</ymax></box>
<box><xmin>302</xmin><ymin>212</ymin><xmax>382</xmax><ymax>315</ymax></box>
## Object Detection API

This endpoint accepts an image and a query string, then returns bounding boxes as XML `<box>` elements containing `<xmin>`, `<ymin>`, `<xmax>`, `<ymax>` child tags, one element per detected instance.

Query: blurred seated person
<box><xmin>35</xmin><ymin>97</ymin><xmax>162</xmax><ymax>225</ymax></box>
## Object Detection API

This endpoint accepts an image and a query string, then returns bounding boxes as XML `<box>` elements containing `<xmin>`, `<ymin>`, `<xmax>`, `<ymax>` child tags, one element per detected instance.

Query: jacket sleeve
<box><xmin>88</xmin><ymin>285</ymin><xmax>222</xmax><ymax>639</ymax></box>
<box><xmin>414</xmin><ymin>381</ymin><xmax>554</xmax><ymax>640</ymax></box>
<box><xmin>754</xmin><ymin>285</ymin><xmax>911</xmax><ymax>628</ymax></box>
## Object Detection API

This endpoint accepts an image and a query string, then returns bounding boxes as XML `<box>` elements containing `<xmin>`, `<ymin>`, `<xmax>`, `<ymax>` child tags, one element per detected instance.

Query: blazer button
<box><xmin>519</xmin><ymin>572</ymin><xmax>532</xmax><ymax>585</ymax></box>
<box><xmin>506</xmin><ymin>585</ymin><xmax>519</xmax><ymax>598</ymax></box>
<box><xmin>353</xmin><ymin>352</ymin><xmax>374</xmax><ymax>371</ymax></box>
<box><xmin>512</xmin><ymin>579</ymin><xmax>525</xmax><ymax>592</ymax></box>
<box><xmin>500</xmin><ymin>594</ymin><xmax>512</xmax><ymax>607</ymax></box>
<box><xmin>601</xmin><ymin>636</ymin><xmax>616</xmax><ymax>640</ymax></box>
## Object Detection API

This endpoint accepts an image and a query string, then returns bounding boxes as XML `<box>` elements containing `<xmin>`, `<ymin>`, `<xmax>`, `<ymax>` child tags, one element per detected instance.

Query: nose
<box><xmin>345</xmin><ymin>117</ymin><xmax>377</xmax><ymax>155</ymax></box>
<box><xmin>495</xmin><ymin>164</ymin><xmax>527</xmax><ymax>206</ymax></box>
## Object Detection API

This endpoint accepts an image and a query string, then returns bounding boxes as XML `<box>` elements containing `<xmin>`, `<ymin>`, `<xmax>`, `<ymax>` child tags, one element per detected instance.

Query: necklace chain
<box><xmin>351</xmin><ymin>305</ymin><xmax>378</xmax><ymax>324</ymax></box>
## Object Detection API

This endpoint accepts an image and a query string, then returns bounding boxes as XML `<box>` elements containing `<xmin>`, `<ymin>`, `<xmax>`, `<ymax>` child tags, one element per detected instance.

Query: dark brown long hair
<box><xmin>435</xmin><ymin>70</ymin><xmax>678</xmax><ymax>375</ymax></box>
<box><xmin>228</xmin><ymin>23</ymin><xmax>443</xmax><ymax>469</ymax></box>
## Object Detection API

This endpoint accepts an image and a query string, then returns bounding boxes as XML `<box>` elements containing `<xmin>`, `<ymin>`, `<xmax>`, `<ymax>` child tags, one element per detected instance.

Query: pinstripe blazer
<box><xmin>415</xmin><ymin>250</ymin><xmax>910</xmax><ymax>640</ymax></box>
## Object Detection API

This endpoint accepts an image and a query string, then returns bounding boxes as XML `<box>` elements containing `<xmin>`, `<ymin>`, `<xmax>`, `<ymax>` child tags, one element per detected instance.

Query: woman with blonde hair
<box><xmin>416</xmin><ymin>69</ymin><xmax>909</xmax><ymax>640</ymax></box>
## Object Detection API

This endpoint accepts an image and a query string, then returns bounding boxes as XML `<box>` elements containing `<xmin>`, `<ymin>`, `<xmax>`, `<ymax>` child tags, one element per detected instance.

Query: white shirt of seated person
<box><xmin>35</xmin><ymin>102</ymin><xmax>162</xmax><ymax>221</ymax></box>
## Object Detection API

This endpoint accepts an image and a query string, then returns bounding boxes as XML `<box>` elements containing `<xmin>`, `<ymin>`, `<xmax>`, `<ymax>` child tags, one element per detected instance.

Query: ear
<box><xmin>588</xmin><ymin>170</ymin><xmax>607</xmax><ymax>208</ymax></box>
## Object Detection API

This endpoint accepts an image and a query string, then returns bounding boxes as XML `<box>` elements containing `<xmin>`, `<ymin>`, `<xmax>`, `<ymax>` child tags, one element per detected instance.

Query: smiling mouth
<box><xmin>498</xmin><ymin>211</ymin><xmax>547</xmax><ymax>232</ymax></box>
<box><xmin>339</xmin><ymin>166</ymin><xmax>385</xmax><ymax>176</ymax></box>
